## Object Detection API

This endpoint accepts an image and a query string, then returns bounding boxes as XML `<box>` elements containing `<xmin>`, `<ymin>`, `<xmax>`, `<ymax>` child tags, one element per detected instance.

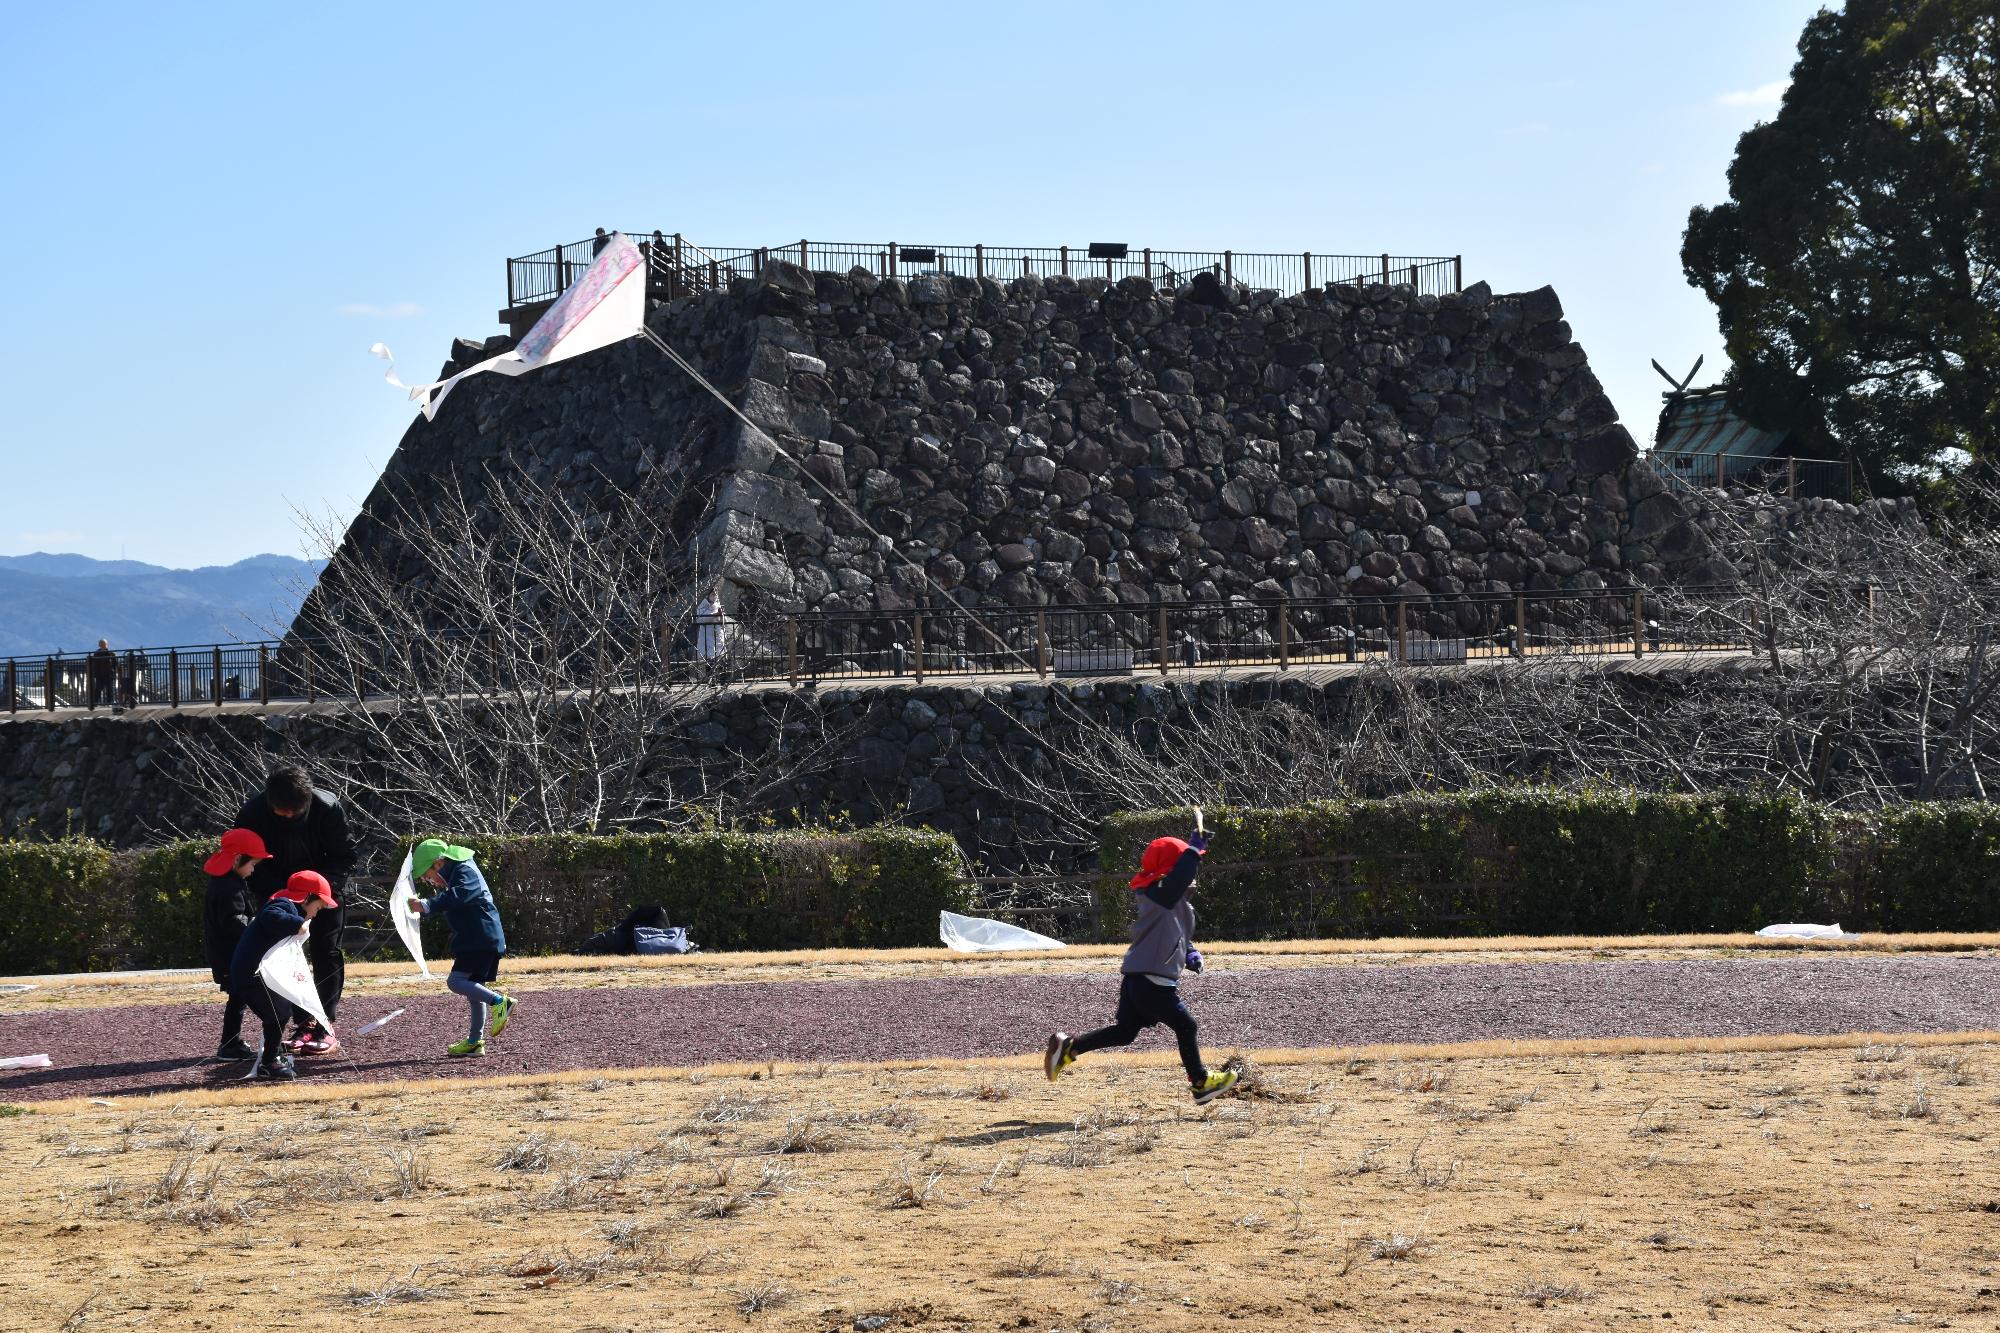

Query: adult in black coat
<box><xmin>233</xmin><ymin>766</ymin><xmax>357</xmax><ymax>1052</ymax></box>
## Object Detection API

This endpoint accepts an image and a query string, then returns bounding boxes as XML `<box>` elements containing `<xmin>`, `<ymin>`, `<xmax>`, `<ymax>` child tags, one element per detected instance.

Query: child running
<box><xmin>202</xmin><ymin>827</ymin><xmax>272</xmax><ymax>1062</ymax></box>
<box><xmin>226</xmin><ymin>871</ymin><xmax>338</xmax><ymax>1081</ymax></box>
<box><xmin>407</xmin><ymin>838</ymin><xmax>515</xmax><ymax>1058</ymax></box>
<box><xmin>1044</xmin><ymin>825</ymin><xmax>1240</xmax><ymax>1105</ymax></box>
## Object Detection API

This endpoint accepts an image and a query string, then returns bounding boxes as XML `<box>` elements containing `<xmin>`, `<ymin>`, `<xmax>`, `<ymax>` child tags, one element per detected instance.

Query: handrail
<box><xmin>506</xmin><ymin>231</ymin><xmax>1465</xmax><ymax>310</ymax></box>
<box><xmin>0</xmin><ymin>584</ymin><xmax>1876</xmax><ymax>717</ymax></box>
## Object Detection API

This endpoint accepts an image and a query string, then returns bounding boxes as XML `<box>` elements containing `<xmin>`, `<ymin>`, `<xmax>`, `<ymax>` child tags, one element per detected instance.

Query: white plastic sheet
<box><xmin>939</xmin><ymin>911</ymin><xmax>1066</xmax><ymax>953</ymax></box>
<box><xmin>0</xmin><ymin>1053</ymin><xmax>51</xmax><ymax>1070</ymax></box>
<box><xmin>258</xmin><ymin>931</ymin><xmax>334</xmax><ymax>1034</ymax></box>
<box><xmin>1755</xmin><ymin>922</ymin><xmax>1856</xmax><ymax>940</ymax></box>
<box><xmin>389</xmin><ymin>851</ymin><xmax>433</xmax><ymax>978</ymax></box>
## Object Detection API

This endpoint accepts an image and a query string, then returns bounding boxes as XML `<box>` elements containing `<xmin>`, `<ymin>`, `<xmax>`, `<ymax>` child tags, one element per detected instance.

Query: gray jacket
<box><xmin>1122</xmin><ymin>846</ymin><xmax>1201</xmax><ymax>982</ymax></box>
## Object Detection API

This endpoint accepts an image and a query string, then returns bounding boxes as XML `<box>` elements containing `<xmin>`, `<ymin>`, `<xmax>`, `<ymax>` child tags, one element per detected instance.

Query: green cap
<box><xmin>411</xmin><ymin>837</ymin><xmax>475</xmax><ymax>879</ymax></box>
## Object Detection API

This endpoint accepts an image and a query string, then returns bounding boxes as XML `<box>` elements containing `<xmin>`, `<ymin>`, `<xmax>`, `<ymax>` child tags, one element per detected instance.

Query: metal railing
<box><xmin>1</xmin><ymin>586</ymin><xmax>1824</xmax><ymax>718</ymax></box>
<box><xmin>1651</xmin><ymin>453</ymin><xmax>1855</xmax><ymax>502</ymax></box>
<box><xmin>506</xmin><ymin>232</ymin><xmax>1464</xmax><ymax>310</ymax></box>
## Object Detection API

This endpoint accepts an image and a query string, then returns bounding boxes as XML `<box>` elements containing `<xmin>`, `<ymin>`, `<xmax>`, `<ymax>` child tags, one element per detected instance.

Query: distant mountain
<box><xmin>0</xmin><ymin>553</ymin><xmax>324</xmax><ymax>656</ymax></box>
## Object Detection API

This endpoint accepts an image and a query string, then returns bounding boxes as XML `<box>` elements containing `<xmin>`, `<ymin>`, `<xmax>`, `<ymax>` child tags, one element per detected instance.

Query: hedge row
<box><xmin>1099</xmin><ymin>792</ymin><xmax>2000</xmax><ymax>939</ymax></box>
<box><xmin>0</xmin><ymin>828</ymin><xmax>969</xmax><ymax>975</ymax></box>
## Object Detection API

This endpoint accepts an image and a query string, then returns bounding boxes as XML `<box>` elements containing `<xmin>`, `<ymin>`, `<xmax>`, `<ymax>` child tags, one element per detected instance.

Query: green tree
<box><xmin>1682</xmin><ymin>0</ymin><xmax>1998</xmax><ymax>489</ymax></box>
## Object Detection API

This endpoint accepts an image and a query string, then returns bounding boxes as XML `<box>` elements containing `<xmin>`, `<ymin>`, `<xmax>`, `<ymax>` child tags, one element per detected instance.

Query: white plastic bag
<box><xmin>258</xmin><ymin>931</ymin><xmax>335</xmax><ymax>1034</ymax></box>
<box><xmin>1755</xmin><ymin>922</ymin><xmax>1855</xmax><ymax>940</ymax></box>
<box><xmin>0</xmin><ymin>1053</ymin><xmax>51</xmax><ymax>1070</ymax></box>
<box><xmin>390</xmin><ymin>851</ymin><xmax>433</xmax><ymax>979</ymax></box>
<box><xmin>939</xmin><ymin>911</ymin><xmax>1066</xmax><ymax>953</ymax></box>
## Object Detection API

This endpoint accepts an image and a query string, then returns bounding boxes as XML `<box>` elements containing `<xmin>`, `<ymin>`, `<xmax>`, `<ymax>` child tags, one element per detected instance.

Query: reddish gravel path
<box><xmin>3</xmin><ymin>955</ymin><xmax>1997</xmax><ymax>1103</ymax></box>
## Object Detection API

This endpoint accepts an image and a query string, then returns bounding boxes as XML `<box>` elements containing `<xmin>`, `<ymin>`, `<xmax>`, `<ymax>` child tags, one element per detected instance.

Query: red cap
<box><xmin>204</xmin><ymin>828</ymin><xmax>272</xmax><ymax>877</ymax></box>
<box><xmin>275</xmin><ymin>870</ymin><xmax>338</xmax><ymax>908</ymax></box>
<box><xmin>1129</xmin><ymin>836</ymin><xmax>1195</xmax><ymax>890</ymax></box>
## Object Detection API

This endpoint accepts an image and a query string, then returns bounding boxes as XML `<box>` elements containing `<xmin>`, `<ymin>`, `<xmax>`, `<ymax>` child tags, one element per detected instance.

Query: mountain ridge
<box><xmin>0</xmin><ymin>553</ymin><xmax>323</xmax><ymax>655</ymax></box>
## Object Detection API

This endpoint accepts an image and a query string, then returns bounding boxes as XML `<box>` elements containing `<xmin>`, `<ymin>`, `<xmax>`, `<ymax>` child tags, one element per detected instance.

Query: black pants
<box><xmin>220</xmin><ymin>995</ymin><xmax>246</xmax><ymax>1043</ymax></box>
<box><xmin>241</xmin><ymin>984</ymin><xmax>293</xmax><ymax>1062</ymax></box>
<box><xmin>303</xmin><ymin>904</ymin><xmax>345</xmax><ymax>1029</ymax></box>
<box><xmin>1071</xmin><ymin>973</ymin><xmax>1207</xmax><ymax>1081</ymax></box>
<box><xmin>88</xmin><ymin>679</ymin><xmax>113</xmax><ymax>708</ymax></box>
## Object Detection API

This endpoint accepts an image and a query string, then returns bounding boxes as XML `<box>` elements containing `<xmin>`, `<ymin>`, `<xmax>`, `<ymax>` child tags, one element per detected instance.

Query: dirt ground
<box><xmin>5</xmin><ymin>1038</ymin><xmax>1997</xmax><ymax>1332</ymax></box>
<box><xmin>8</xmin><ymin>932</ymin><xmax>1997</xmax><ymax>1014</ymax></box>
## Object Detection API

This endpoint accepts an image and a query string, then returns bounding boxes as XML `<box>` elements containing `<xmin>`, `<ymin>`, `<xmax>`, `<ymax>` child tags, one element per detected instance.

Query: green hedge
<box><xmin>1100</xmin><ymin>792</ymin><xmax>2000</xmax><ymax>939</ymax></box>
<box><xmin>0</xmin><ymin>827</ymin><xmax>969</xmax><ymax>975</ymax></box>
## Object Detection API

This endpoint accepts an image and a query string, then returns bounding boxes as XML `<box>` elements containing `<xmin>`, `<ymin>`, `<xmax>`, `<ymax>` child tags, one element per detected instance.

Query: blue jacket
<box><xmin>419</xmin><ymin>857</ymin><xmax>507</xmax><ymax>957</ymax></box>
<box><xmin>226</xmin><ymin>895</ymin><xmax>308</xmax><ymax>997</ymax></box>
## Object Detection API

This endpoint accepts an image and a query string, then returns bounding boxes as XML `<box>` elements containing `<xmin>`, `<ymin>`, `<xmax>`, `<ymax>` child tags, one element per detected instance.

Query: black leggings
<box><xmin>1071</xmin><ymin>973</ymin><xmax>1207</xmax><ymax>1081</ymax></box>
<box><xmin>305</xmin><ymin>904</ymin><xmax>345</xmax><ymax>1028</ymax></box>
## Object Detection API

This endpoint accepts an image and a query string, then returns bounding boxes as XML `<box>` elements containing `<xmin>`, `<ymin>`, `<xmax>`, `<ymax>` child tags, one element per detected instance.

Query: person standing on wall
<box><xmin>86</xmin><ymin>639</ymin><xmax>117</xmax><ymax>709</ymax></box>
<box><xmin>235</xmin><ymin>766</ymin><xmax>357</xmax><ymax>1055</ymax></box>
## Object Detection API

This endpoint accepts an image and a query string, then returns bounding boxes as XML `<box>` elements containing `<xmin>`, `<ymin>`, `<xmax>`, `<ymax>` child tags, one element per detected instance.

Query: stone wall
<box><xmin>303</xmin><ymin>263</ymin><xmax>1745</xmax><ymax>636</ymax></box>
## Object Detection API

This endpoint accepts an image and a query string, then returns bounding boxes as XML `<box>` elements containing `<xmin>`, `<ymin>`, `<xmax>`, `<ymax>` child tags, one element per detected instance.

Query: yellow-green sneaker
<box><xmin>489</xmin><ymin>995</ymin><xmax>517</xmax><ymax>1038</ymax></box>
<box><xmin>447</xmin><ymin>1037</ymin><xmax>487</xmax><ymax>1058</ymax></box>
<box><xmin>1192</xmin><ymin>1068</ymin><xmax>1239</xmax><ymax>1106</ymax></box>
<box><xmin>1043</xmin><ymin>1032</ymin><xmax>1076</xmax><ymax>1082</ymax></box>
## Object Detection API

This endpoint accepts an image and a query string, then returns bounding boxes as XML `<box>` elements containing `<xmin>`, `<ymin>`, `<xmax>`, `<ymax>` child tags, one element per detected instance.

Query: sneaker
<box><xmin>283</xmin><ymin>1025</ymin><xmax>313</xmax><ymax>1053</ymax></box>
<box><xmin>257</xmin><ymin>1055</ymin><xmax>297</xmax><ymax>1081</ymax></box>
<box><xmin>488</xmin><ymin>995</ymin><xmax>517</xmax><ymax>1038</ymax></box>
<box><xmin>299</xmin><ymin>1032</ymin><xmax>340</xmax><ymax>1056</ymax></box>
<box><xmin>447</xmin><ymin>1037</ymin><xmax>487</xmax><ymax>1058</ymax></box>
<box><xmin>214</xmin><ymin>1036</ymin><xmax>257</xmax><ymax>1062</ymax></box>
<box><xmin>1192</xmin><ymin>1069</ymin><xmax>1240</xmax><ymax>1106</ymax></box>
<box><xmin>1043</xmin><ymin>1032</ymin><xmax>1076</xmax><ymax>1083</ymax></box>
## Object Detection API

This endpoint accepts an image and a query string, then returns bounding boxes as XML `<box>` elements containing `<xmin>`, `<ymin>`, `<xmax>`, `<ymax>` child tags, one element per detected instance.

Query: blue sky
<box><xmin>0</xmin><ymin>0</ymin><xmax>1823</xmax><ymax>567</ymax></box>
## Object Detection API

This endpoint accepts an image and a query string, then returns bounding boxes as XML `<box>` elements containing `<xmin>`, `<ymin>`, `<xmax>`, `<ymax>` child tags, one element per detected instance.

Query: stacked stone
<box><xmin>697</xmin><ymin>262</ymin><xmax>1734</xmax><ymax>624</ymax></box>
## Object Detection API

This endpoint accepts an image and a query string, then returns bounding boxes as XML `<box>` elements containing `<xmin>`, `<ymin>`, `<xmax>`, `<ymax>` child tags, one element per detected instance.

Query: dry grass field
<box><xmin>6</xmin><ymin>1034</ymin><xmax>1997</xmax><ymax>1332</ymax></box>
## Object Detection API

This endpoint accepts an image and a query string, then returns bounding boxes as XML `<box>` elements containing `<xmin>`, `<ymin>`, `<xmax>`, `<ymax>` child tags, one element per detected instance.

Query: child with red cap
<box><xmin>202</xmin><ymin>828</ymin><xmax>272</xmax><ymax>1061</ymax></box>
<box><xmin>226</xmin><ymin>870</ymin><xmax>338</xmax><ymax>1080</ymax></box>
<box><xmin>1044</xmin><ymin>823</ymin><xmax>1240</xmax><ymax>1105</ymax></box>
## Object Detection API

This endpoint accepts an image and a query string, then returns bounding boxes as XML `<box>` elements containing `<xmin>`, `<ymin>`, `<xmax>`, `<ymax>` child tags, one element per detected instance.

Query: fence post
<box><xmin>1408</xmin><ymin>263</ymin><xmax>1418</xmax><ymax>287</ymax></box>
<box><xmin>1223</xmin><ymin>250</ymin><xmax>1232</xmax><ymax>284</ymax></box>
<box><xmin>1143</xmin><ymin>247</ymin><xmax>1152</xmax><ymax>281</ymax></box>
<box><xmin>1035</xmin><ymin>609</ymin><xmax>1049</xmax><ymax>678</ymax></box>
<box><xmin>800</xmin><ymin>238</ymin><xmax>808</xmax><ymax>269</ymax></box>
<box><xmin>1277</xmin><ymin>599</ymin><xmax>1291</xmax><ymax>670</ymax></box>
<box><xmin>1381</xmin><ymin>252</ymin><xmax>1390</xmax><ymax>285</ymax></box>
<box><xmin>1512</xmin><ymin>594</ymin><xmax>1526</xmax><ymax>657</ymax></box>
<box><xmin>1454</xmin><ymin>255</ymin><xmax>1463</xmax><ymax>291</ymax></box>
<box><xmin>708</xmin><ymin>258</ymin><xmax>718</xmax><ymax>288</ymax></box>
<box><xmin>3</xmin><ymin>659</ymin><xmax>12</xmax><ymax>713</ymax></box>
<box><xmin>45</xmin><ymin>657</ymin><xmax>56</xmax><ymax>711</ymax></box>
<box><xmin>258</xmin><ymin>645</ymin><xmax>270</xmax><ymax>706</ymax></box>
<box><xmin>786</xmin><ymin>618</ymin><xmax>799</xmax><ymax>687</ymax></box>
<box><xmin>975</xmin><ymin>243</ymin><xmax>984</xmax><ymax>279</ymax></box>
<box><xmin>211</xmin><ymin>646</ymin><xmax>223</xmax><ymax>706</ymax></box>
<box><xmin>1786</xmin><ymin>456</ymin><xmax>1798</xmax><ymax>498</ymax></box>
<box><xmin>1716</xmin><ymin>453</ymin><xmax>1726</xmax><ymax>489</ymax></box>
<box><xmin>1395</xmin><ymin>599</ymin><xmax>1409</xmax><ymax>661</ymax></box>
<box><xmin>168</xmin><ymin>649</ymin><xmax>179</xmax><ymax>708</ymax></box>
<box><xmin>1632</xmin><ymin>590</ymin><xmax>1645</xmax><ymax>658</ymax></box>
<box><xmin>1059</xmin><ymin>245</ymin><xmax>1068</xmax><ymax>277</ymax></box>
<box><xmin>672</xmin><ymin>233</ymin><xmax>683</xmax><ymax>297</ymax></box>
<box><xmin>1302</xmin><ymin>252</ymin><xmax>1312</xmax><ymax>289</ymax></box>
<box><xmin>913</xmin><ymin>612</ymin><xmax>925</xmax><ymax>684</ymax></box>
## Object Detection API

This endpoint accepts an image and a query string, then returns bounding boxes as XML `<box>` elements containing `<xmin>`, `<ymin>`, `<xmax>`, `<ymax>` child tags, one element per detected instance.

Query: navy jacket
<box><xmin>226</xmin><ymin>896</ymin><xmax>308</xmax><ymax>997</ymax></box>
<box><xmin>203</xmin><ymin>872</ymin><xmax>257</xmax><ymax>983</ymax></box>
<box><xmin>420</xmin><ymin>857</ymin><xmax>507</xmax><ymax>957</ymax></box>
<box><xmin>234</xmin><ymin>789</ymin><xmax>357</xmax><ymax>903</ymax></box>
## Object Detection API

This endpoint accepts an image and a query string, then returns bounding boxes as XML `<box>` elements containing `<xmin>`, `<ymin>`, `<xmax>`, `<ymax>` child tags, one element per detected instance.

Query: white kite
<box><xmin>373</xmin><ymin>232</ymin><xmax>647</xmax><ymax>420</ymax></box>
<box><xmin>389</xmin><ymin>851</ymin><xmax>433</xmax><ymax>979</ymax></box>
<box><xmin>257</xmin><ymin>930</ymin><xmax>335</xmax><ymax>1036</ymax></box>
